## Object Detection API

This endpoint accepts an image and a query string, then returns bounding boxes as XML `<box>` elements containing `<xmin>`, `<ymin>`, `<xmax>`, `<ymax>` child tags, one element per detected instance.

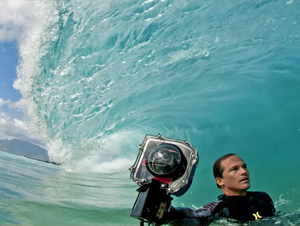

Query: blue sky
<box><xmin>0</xmin><ymin>1</ymin><xmax>43</xmax><ymax>145</ymax></box>
<box><xmin>0</xmin><ymin>42</ymin><xmax>22</xmax><ymax>115</ymax></box>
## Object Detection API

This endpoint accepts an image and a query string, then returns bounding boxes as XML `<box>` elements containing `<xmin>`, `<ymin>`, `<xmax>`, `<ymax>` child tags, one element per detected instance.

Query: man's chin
<box><xmin>242</xmin><ymin>183</ymin><xmax>250</xmax><ymax>191</ymax></box>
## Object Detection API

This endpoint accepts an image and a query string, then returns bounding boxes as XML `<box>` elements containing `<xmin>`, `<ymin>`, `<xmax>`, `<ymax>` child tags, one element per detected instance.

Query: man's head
<box><xmin>213</xmin><ymin>154</ymin><xmax>250</xmax><ymax>196</ymax></box>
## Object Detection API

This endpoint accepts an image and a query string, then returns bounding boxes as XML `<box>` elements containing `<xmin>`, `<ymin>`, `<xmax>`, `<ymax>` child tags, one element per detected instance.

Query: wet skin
<box><xmin>215</xmin><ymin>155</ymin><xmax>250</xmax><ymax>196</ymax></box>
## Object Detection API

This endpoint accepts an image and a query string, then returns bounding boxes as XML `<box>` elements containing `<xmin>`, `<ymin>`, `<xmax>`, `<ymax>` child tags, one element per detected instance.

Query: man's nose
<box><xmin>240</xmin><ymin>167</ymin><xmax>248</xmax><ymax>175</ymax></box>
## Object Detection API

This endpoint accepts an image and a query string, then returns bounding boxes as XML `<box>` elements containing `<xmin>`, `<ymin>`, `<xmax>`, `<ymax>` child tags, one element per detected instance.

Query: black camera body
<box><xmin>129</xmin><ymin>134</ymin><xmax>198</xmax><ymax>224</ymax></box>
<box><xmin>130</xmin><ymin>178</ymin><xmax>173</xmax><ymax>224</ymax></box>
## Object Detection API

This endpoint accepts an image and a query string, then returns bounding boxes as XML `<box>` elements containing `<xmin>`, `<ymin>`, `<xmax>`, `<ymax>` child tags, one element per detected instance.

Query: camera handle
<box><xmin>131</xmin><ymin>179</ymin><xmax>173</xmax><ymax>225</ymax></box>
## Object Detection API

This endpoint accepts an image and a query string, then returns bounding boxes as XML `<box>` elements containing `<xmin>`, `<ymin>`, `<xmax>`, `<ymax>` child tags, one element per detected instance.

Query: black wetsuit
<box><xmin>165</xmin><ymin>191</ymin><xmax>276</xmax><ymax>225</ymax></box>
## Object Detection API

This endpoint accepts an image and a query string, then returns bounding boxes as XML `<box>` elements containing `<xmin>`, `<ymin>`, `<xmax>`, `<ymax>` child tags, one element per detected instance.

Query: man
<box><xmin>164</xmin><ymin>153</ymin><xmax>276</xmax><ymax>225</ymax></box>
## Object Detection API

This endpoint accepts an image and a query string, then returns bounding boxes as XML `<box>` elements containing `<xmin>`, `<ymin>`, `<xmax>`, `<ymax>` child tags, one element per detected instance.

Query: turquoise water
<box><xmin>0</xmin><ymin>151</ymin><xmax>137</xmax><ymax>225</ymax></box>
<box><xmin>2</xmin><ymin>0</ymin><xmax>300</xmax><ymax>225</ymax></box>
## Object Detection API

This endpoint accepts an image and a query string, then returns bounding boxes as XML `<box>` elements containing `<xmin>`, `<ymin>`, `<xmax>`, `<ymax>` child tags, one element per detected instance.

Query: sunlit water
<box><xmin>1</xmin><ymin>0</ymin><xmax>300</xmax><ymax>225</ymax></box>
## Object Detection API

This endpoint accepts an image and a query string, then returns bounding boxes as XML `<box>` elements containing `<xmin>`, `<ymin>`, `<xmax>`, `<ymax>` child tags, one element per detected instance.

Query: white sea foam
<box><xmin>73</xmin><ymin>158</ymin><xmax>134</xmax><ymax>174</ymax></box>
<box><xmin>14</xmin><ymin>0</ymin><xmax>59</xmax><ymax>146</ymax></box>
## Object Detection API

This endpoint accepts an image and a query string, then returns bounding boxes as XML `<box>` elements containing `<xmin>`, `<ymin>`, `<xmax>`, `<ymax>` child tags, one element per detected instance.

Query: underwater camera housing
<box><xmin>129</xmin><ymin>134</ymin><xmax>198</xmax><ymax>224</ymax></box>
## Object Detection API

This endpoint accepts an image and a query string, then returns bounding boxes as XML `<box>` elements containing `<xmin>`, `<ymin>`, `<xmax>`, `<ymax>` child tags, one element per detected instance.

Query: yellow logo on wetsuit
<box><xmin>252</xmin><ymin>211</ymin><xmax>262</xmax><ymax>220</ymax></box>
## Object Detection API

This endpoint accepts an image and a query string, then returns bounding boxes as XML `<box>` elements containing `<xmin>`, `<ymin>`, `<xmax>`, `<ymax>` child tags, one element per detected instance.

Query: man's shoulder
<box><xmin>247</xmin><ymin>191</ymin><xmax>274</xmax><ymax>205</ymax></box>
<box><xmin>247</xmin><ymin>191</ymin><xmax>271</xmax><ymax>199</ymax></box>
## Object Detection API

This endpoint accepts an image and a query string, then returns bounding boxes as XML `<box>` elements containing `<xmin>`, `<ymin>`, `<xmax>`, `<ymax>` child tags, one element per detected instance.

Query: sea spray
<box><xmin>10</xmin><ymin>1</ymin><xmax>300</xmax><ymax>222</ymax></box>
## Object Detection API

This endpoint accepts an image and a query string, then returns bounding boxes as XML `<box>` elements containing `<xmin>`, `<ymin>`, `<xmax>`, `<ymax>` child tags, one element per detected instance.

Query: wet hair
<box><xmin>213</xmin><ymin>153</ymin><xmax>236</xmax><ymax>189</ymax></box>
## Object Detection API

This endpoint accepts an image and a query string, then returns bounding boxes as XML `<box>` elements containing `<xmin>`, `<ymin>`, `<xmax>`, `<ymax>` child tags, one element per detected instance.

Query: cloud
<box><xmin>0</xmin><ymin>2</ymin><xmax>45</xmax><ymax>146</ymax></box>
<box><xmin>0</xmin><ymin>1</ymin><xmax>36</xmax><ymax>42</ymax></box>
<box><xmin>7</xmin><ymin>98</ymin><xmax>29</xmax><ymax>109</ymax></box>
<box><xmin>0</xmin><ymin>98</ymin><xmax>10</xmax><ymax>107</ymax></box>
<box><xmin>0</xmin><ymin>98</ymin><xmax>44</xmax><ymax>146</ymax></box>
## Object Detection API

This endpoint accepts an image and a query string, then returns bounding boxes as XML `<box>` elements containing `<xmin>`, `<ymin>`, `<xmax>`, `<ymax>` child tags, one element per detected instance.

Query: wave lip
<box><xmin>10</xmin><ymin>3</ymin><xmax>300</xmax><ymax>220</ymax></box>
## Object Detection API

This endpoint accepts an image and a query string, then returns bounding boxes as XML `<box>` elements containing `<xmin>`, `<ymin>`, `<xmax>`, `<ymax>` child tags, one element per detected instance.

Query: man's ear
<box><xmin>215</xmin><ymin>177</ymin><xmax>224</xmax><ymax>187</ymax></box>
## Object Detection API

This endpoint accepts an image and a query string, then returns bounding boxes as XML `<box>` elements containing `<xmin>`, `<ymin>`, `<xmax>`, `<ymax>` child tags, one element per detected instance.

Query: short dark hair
<box><xmin>213</xmin><ymin>153</ymin><xmax>236</xmax><ymax>188</ymax></box>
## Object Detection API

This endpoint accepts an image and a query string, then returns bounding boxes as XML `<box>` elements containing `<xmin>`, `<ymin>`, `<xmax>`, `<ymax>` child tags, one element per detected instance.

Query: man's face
<box><xmin>216</xmin><ymin>155</ymin><xmax>250</xmax><ymax>196</ymax></box>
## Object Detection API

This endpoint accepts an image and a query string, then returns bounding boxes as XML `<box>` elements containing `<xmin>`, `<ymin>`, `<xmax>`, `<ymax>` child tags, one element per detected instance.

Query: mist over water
<box><xmin>11</xmin><ymin>0</ymin><xmax>300</xmax><ymax>223</ymax></box>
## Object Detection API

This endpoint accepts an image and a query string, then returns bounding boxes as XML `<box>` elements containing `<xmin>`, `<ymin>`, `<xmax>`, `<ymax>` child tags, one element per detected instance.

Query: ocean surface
<box><xmin>1</xmin><ymin>0</ymin><xmax>300</xmax><ymax>225</ymax></box>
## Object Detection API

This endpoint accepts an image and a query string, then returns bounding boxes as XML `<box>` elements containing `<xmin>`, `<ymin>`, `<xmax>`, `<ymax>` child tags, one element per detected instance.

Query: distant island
<box><xmin>0</xmin><ymin>138</ymin><xmax>60</xmax><ymax>165</ymax></box>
